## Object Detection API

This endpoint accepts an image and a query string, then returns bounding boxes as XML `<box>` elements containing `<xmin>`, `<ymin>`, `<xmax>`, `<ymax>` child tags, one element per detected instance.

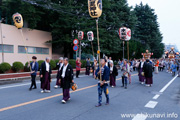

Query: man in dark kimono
<box><xmin>59</xmin><ymin>58</ymin><xmax>74</xmax><ymax>104</ymax></box>
<box><xmin>54</xmin><ymin>57</ymin><xmax>64</xmax><ymax>89</ymax></box>
<box><xmin>138</xmin><ymin>58</ymin><xmax>145</xmax><ymax>84</ymax></box>
<box><xmin>29</xmin><ymin>56</ymin><xmax>39</xmax><ymax>91</ymax></box>
<box><xmin>143</xmin><ymin>59</ymin><xmax>153</xmax><ymax>87</ymax></box>
<box><xmin>40</xmin><ymin>57</ymin><xmax>52</xmax><ymax>93</ymax></box>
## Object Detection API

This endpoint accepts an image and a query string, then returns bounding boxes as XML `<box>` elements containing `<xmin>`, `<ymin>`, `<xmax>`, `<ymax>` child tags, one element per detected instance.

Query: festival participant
<box><xmin>171</xmin><ymin>61</ymin><xmax>177</xmax><ymax>77</ymax></box>
<box><xmin>121</xmin><ymin>60</ymin><xmax>130</xmax><ymax>89</ymax></box>
<box><xmin>109</xmin><ymin>60</ymin><xmax>118</xmax><ymax>87</ymax></box>
<box><xmin>40</xmin><ymin>57</ymin><xmax>52</xmax><ymax>93</ymax></box>
<box><xmin>155</xmin><ymin>59</ymin><xmax>159</xmax><ymax>74</ymax></box>
<box><xmin>76</xmin><ymin>57</ymin><xmax>81</xmax><ymax>78</ymax></box>
<box><xmin>59</xmin><ymin>58</ymin><xmax>74</xmax><ymax>104</ymax></box>
<box><xmin>143</xmin><ymin>59</ymin><xmax>153</xmax><ymax>87</ymax></box>
<box><xmin>138</xmin><ymin>58</ymin><xmax>145</xmax><ymax>84</ymax></box>
<box><xmin>29</xmin><ymin>56</ymin><xmax>39</xmax><ymax>91</ymax></box>
<box><xmin>92</xmin><ymin>59</ymin><xmax>98</xmax><ymax>78</ymax></box>
<box><xmin>54</xmin><ymin>57</ymin><xmax>64</xmax><ymax>88</ymax></box>
<box><xmin>95</xmin><ymin>59</ymin><xmax>110</xmax><ymax>107</ymax></box>
<box><xmin>85</xmin><ymin>58</ymin><xmax>90</xmax><ymax>75</ymax></box>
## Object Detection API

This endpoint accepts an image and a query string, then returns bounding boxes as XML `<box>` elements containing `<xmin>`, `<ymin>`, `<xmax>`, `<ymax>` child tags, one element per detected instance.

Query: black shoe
<box><xmin>95</xmin><ymin>104</ymin><xmax>102</xmax><ymax>107</ymax></box>
<box><xmin>29</xmin><ymin>88</ymin><xmax>32</xmax><ymax>91</ymax></box>
<box><xmin>125</xmin><ymin>86</ymin><xmax>127</xmax><ymax>89</ymax></box>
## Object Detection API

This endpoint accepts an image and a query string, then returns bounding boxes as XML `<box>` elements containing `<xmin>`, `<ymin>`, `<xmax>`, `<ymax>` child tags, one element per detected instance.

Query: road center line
<box><xmin>0</xmin><ymin>74</ymin><xmax>138</xmax><ymax>112</ymax></box>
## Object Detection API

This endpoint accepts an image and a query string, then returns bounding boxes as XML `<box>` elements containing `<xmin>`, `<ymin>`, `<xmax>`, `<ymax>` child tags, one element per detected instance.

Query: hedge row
<box><xmin>0</xmin><ymin>59</ymin><xmax>90</xmax><ymax>73</ymax></box>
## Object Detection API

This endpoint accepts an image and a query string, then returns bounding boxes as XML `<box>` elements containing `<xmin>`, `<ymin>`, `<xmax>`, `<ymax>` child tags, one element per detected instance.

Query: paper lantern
<box><xmin>119</xmin><ymin>27</ymin><xmax>127</xmax><ymax>40</ymax></box>
<box><xmin>88</xmin><ymin>0</ymin><xmax>102</xmax><ymax>18</ymax></box>
<box><xmin>87</xmin><ymin>31</ymin><xmax>94</xmax><ymax>41</ymax></box>
<box><xmin>12</xmin><ymin>13</ymin><xmax>23</xmax><ymax>29</ymax></box>
<box><xmin>78</xmin><ymin>31</ymin><xmax>84</xmax><ymax>40</ymax></box>
<box><xmin>125</xmin><ymin>28</ymin><xmax>131</xmax><ymax>41</ymax></box>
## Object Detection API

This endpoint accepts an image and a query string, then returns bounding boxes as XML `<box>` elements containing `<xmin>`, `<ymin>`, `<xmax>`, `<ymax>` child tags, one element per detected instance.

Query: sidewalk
<box><xmin>0</xmin><ymin>68</ymin><xmax>86</xmax><ymax>81</ymax></box>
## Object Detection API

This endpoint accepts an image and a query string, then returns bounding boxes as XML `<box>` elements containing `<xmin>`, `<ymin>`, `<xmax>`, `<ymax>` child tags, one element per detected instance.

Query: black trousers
<box><xmin>76</xmin><ymin>70</ymin><xmax>80</xmax><ymax>78</ymax></box>
<box><xmin>30</xmin><ymin>75</ymin><xmax>37</xmax><ymax>89</ymax></box>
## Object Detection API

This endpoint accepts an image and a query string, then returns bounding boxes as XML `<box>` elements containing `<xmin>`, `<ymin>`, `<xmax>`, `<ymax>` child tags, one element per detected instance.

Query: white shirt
<box><xmin>32</xmin><ymin>62</ymin><xmax>35</xmax><ymax>69</ymax></box>
<box><xmin>61</xmin><ymin>64</ymin><xmax>68</xmax><ymax>78</ymax></box>
<box><xmin>110</xmin><ymin>66</ymin><xmax>113</xmax><ymax>71</ymax></box>
<box><xmin>141</xmin><ymin>62</ymin><xmax>144</xmax><ymax>68</ymax></box>
<box><xmin>45</xmin><ymin>62</ymin><xmax>50</xmax><ymax>72</ymax></box>
<box><xmin>59</xmin><ymin>63</ymin><xmax>63</xmax><ymax>71</ymax></box>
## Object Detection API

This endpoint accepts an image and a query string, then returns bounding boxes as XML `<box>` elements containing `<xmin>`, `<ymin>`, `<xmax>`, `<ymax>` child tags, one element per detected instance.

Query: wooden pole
<box><xmin>96</xmin><ymin>19</ymin><xmax>102</xmax><ymax>81</ymax></box>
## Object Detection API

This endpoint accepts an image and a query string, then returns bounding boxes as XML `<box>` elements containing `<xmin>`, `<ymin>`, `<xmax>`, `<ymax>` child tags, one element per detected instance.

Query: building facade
<box><xmin>0</xmin><ymin>23</ymin><xmax>52</xmax><ymax>65</ymax></box>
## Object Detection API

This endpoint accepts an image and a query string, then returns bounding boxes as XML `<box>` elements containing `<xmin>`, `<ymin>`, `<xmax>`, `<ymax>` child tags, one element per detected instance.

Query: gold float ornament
<box><xmin>12</xmin><ymin>13</ymin><xmax>23</xmax><ymax>29</ymax></box>
<box><xmin>88</xmin><ymin>0</ymin><xmax>102</xmax><ymax>18</ymax></box>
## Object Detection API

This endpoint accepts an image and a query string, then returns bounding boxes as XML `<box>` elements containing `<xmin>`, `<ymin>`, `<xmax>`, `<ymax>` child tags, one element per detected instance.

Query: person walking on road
<box><xmin>40</xmin><ymin>57</ymin><xmax>52</xmax><ymax>93</ymax></box>
<box><xmin>138</xmin><ymin>58</ymin><xmax>145</xmax><ymax>85</ymax></box>
<box><xmin>54</xmin><ymin>57</ymin><xmax>64</xmax><ymax>89</ymax></box>
<box><xmin>155</xmin><ymin>59</ymin><xmax>159</xmax><ymax>74</ymax></box>
<box><xmin>76</xmin><ymin>57</ymin><xmax>81</xmax><ymax>78</ymax></box>
<box><xmin>171</xmin><ymin>61</ymin><xmax>177</xmax><ymax>77</ymax></box>
<box><xmin>143</xmin><ymin>59</ymin><xmax>153</xmax><ymax>87</ymax></box>
<box><xmin>29</xmin><ymin>56</ymin><xmax>39</xmax><ymax>91</ymax></box>
<box><xmin>85</xmin><ymin>58</ymin><xmax>90</xmax><ymax>75</ymax></box>
<box><xmin>95</xmin><ymin>59</ymin><xmax>110</xmax><ymax>107</ymax></box>
<box><xmin>121</xmin><ymin>60</ymin><xmax>130</xmax><ymax>89</ymax></box>
<box><xmin>59</xmin><ymin>58</ymin><xmax>74</xmax><ymax>104</ymax></box>
<box><xmin>109</xmin><ymin>60</ymin><xmax>118</xmax><ymax>87</ymax></box>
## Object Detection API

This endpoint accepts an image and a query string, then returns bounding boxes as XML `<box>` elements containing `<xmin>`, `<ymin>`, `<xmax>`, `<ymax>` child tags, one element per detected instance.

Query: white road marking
<box><xmin>132</xmin><ymin>114</ymin><xmax>148</xmax><ymax>120</ymax></box>
<box><xmin>0</xmin><ymin>75</ymin><xmax>87</xmax><ymax>90</ymax></box>
<box><xmin>152</xmin><ymin>94</ymin><xmax>160</xmax><ymax>100</ymax></box>
<box><xmin>159</xmin><ymin>74</ymin><xmax>178</xmax><ymax>93</ymax></box>
<box><xmin>144</xmin><ymin>101</ymin><xmax>158</xmax><ymax>108</ymax></box>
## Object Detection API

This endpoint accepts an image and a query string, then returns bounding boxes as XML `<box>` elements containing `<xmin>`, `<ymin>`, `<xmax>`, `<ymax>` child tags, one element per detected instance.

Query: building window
<box><xmin>0</xmin><ymin>44</ymin><xmax>14</xmax><ymax>53</ymax></box>
<box><xmin>42</xmin><ymin>48</ymin><xmax>49</xmax><ymax>54</ymax></box>
<box><xmin>18</xmin><ymin>46</ymin><xmax>49</xmax><ymax>54</ymax></box>
<box><xmin>18</xmin><ymin>46</ymin><xmax>26</xmax><ymax>53</ymax></box>
<box><xmin>27</xmin><ymin>47</ymin><xmax>34</xmax><ymax>53</ymax></box>
<box><xmin>35</xmin><ymin>47</ymin><xmax>42</xmax><ymax>54</ymax></box>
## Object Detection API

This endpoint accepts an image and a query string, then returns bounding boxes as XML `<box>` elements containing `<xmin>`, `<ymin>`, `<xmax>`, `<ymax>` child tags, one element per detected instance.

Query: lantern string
<box><xmin>20</xmin><ymin>29</ymin><xmax>32</xmax><ymax>71</ymax></box>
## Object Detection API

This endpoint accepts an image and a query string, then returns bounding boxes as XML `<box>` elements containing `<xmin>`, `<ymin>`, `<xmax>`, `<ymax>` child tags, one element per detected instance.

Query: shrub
<box><xmin>24</xmin><ymin>61</ymin><xmax>32</xmax><ymax>72</ymax></box>
<box><xmin>12</xmin><ymin>61</ymin><xmax>24</xmax><ymax>72</ymax></box>
<box><xmin>50</xmin><ymin>60</ymin><xmax>56</xmax><ymax>70</ymax></box>
<box><xmin>55</xmin><ymin>59</ymin><xmax>59</xmax><ymax>64</ymax></box>
<box><xmin>81</xmin><ymin>60</ymin><xmax>87</xmax><ymax>68</ymax></box>
<box><xmin>0</xmin><ymin>62</ymin><xmax>11</xmax><ymax>73</ymax></box>
<box><xmin>69</xmin><ymin>59</ymin><xmax>76</xmax><ymax>68</ymax></box>
<box><xmin>38</xmin><ymin>60</ymin><xmax>44</xmax><ymax>70</ymax></box>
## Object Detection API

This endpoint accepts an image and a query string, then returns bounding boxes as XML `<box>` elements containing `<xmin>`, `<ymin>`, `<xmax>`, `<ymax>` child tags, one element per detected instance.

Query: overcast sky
<box><xmin>127</xmin><ymin>0</ymin><xmax>180</xmax><ymax>50</ymax></box>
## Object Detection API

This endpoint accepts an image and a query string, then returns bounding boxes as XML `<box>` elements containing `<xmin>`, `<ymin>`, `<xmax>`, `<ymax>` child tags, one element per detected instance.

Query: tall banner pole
<box><xmin>96</xmin><ymin>19</ymin><xmax>102</xmax><ymax>81</ymax></box>
<box><xmin>91</xmin><ymin>41</ymin><xmax>95</xmax><ymax>57</ymax></box>
<box><xmin>127</xmin><ymin>41</ymin><xmax>129</xmax><ymax>62</ymax></box>
<box><xmin>12</xmin><ymin>13</ymin><xmax>31</xmax><ymax>71</ymax></box>
<box><xmin>88</xmin><ymin>0</ymin><xmax>102</xmax><ymax>81</ymax></box>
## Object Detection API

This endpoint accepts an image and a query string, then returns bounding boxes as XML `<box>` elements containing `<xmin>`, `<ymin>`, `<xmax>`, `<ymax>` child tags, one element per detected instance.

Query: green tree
<box><xmin>133</xmin><ymin>2</ymin><xmax>164</xmax><ymax>58</ymax></box>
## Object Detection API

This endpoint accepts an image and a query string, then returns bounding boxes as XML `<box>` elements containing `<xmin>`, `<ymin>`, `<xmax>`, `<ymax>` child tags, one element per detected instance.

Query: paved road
<box><xmin>0</xmin><ymin>71</ymin><xmax>180</xmax><ymax>120</ymax></box>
